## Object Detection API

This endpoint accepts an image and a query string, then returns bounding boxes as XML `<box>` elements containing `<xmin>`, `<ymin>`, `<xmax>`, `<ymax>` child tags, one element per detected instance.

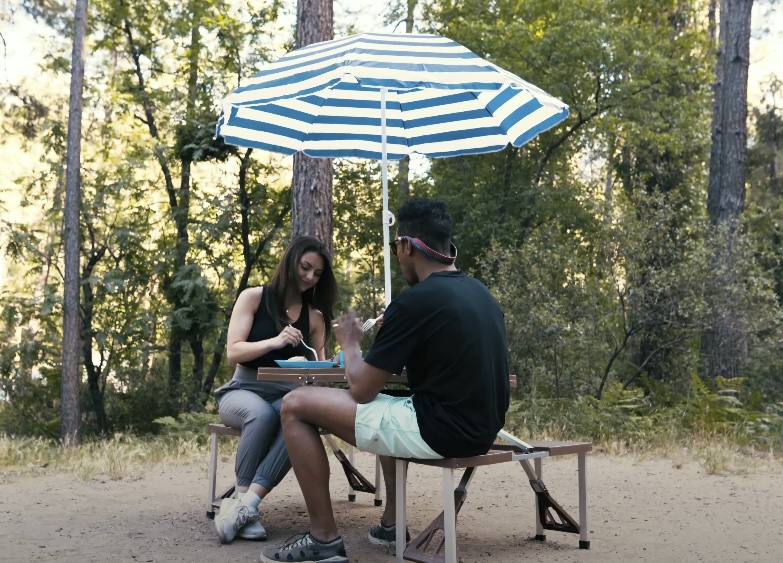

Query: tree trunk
<box><xmin>61</xmin><ymin>0</ymin><xmax>89</xmax><ymax>447</ymax></box>
<box><xmin>701</xmin><ymin>0</ymin><xmax>754</xmax><ymax>381</ymax></box>
<box><xmin>81</xmin><ymin>233</ymin><xmax>108</xmax><ymax>435</ymax></box>
<box><xmin>167</xmin><ymin>333</ymin><xmax>182</xmax><ymax>413</ymax></box>
<box><xmin>396</xmin><ymin>0</ymin><xmax>417</xmax><ymax>199</ymax></box>
<box><xmin>182</xmin><ymin>4</ymin><xmax>205</xmax><ymax>411</ymax></box>
<box><xmin>707</xmin><ymin>0</ymin><xmax>752</xmax><ymax>230</ymax></box>
<box><xmin>292</xmin><ymin>0</ymin><xmax>334</xmax><ymax>253</ymax></box>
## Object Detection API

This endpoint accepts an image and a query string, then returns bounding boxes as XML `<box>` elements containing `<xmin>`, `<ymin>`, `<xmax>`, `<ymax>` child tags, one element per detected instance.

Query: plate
<box><xmin>274</xmin><ymin>360</ymin><xmax>336</xmax><ymax>368</ymax></box>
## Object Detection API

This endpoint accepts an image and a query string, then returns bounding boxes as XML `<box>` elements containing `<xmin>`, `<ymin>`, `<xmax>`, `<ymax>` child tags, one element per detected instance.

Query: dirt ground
<box><xmin>1</xmin><ymin>449</ymin><xmax>781</xmax><ymax>563</ymax></box>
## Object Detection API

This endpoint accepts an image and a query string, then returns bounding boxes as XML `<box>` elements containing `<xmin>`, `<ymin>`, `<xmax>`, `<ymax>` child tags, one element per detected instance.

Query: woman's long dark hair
<box><xmin>264</xmin><ymin>236</ymin><xmax>338</xmax><ymax>343</ymax></box>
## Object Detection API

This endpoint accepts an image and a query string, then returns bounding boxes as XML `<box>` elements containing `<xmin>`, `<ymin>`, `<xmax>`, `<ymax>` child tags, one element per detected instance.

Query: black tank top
<box><xmin>239</xmin><ymin>286</ymin><xmax>312</xmax><ymax>369</ymax></box>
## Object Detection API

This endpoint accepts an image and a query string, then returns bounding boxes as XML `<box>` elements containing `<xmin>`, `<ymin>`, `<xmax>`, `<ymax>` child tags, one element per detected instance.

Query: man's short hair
<box><xmin>397</xmin><ymin>198</ymin><xmax>453</xmax><ymax>255</ymax></box>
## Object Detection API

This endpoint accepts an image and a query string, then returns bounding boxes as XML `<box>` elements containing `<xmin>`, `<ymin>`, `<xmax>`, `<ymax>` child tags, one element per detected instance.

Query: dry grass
<box><xmin>506</xmin><ymin>413</ymin><xmax>782</xmax><ymax>476</ymax></box>
<box><xmin>2</xmin><ymin>428</ymin><xmax>780</xmax><ymax>484</ymax></box>
<box><xmin>589</xmin><ymin>433</ymin><xmax>781</xmax><ymax>475</ymax></box>
<box><xmin>0</xmin><ymin>433</ymin><xmax>207</xmax><ymax>483</ymax></box>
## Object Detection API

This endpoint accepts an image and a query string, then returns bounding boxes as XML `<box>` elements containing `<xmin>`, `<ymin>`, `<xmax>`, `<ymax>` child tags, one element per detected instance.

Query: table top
<box><xmin>258</xmin><ymin>366</ymin><xmax>408</xmax><ymax>386</ymax></box>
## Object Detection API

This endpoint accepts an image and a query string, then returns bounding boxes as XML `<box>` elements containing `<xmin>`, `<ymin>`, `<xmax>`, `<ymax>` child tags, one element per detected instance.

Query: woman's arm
<box><xmin>226</xmin><ymin>287</ymin><xmax>302</xmax><ymax>365</ymax></box>
<box><xmin>309</xmin><ymin>308</ymin><xmax>326</xmax><ymax>361</ymax></box>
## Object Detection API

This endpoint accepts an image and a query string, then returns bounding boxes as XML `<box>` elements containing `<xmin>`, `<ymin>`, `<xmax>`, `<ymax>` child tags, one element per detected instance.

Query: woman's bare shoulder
<box><xmin>309</xmin><ymin>306</ymin><xmax>324</xmax><ymax>326</ymax></box>
<box><xmin>236</xmin><ymin>286</ymin><xmax>264</xmax><ymax>310</ymax></box>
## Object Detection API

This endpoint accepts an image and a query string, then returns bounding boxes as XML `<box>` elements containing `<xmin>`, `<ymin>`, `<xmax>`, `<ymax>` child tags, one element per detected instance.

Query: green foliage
<box><xmin>2</xmin><ymin>0</ymin><xmax>783</xmax><ymax>444</ymax></box>
<box><xmin>174</xmin><ymin>118</ymin><xmax>238</xmax><ymax>163</ymax></box>
<box><xmin>153</xmin><ymin>412</ymin><xmax>218</xmax><ymax>445</ymax></box>
<box><xmin>0</xmin><ymin>370</ymin><xmax>61</xmax><ymax>438</ymax></box>
<box><xmin>745</xmin><ymin>81</ymin><xmax>783</xmax><ymax>405</ymax></box>
<box><xmin>506</xmin><ymin>375</ymin><xmax>783</xmax><ymax>452</ymax></box>
<box><xmin>333</xmin><ymin>160</ymin><xmax>402</xmax><ymax>317</ymax></box>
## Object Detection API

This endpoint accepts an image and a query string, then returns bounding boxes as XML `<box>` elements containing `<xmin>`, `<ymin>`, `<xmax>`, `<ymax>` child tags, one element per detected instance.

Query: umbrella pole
<box><xmin>381</xmin><ymin>87</ymin><xmax>392</xmax><ymax>307</ymax></box>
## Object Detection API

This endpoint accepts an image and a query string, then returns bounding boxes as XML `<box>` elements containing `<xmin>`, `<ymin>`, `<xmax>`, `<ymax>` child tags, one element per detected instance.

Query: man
<box><xmin>261</xmin><ymin>197</ymin><xmax>510</xmax><ymax>563</ymax></box>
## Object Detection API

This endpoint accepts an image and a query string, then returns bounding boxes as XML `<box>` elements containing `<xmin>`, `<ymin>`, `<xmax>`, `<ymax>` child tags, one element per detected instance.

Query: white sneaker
<box><xmin>238</xmin><ymin>516</ymin><xmax>267</xmax><ymax>540</ymax></box>
<box><xmin>215</xmin><ymin>497</ymin><xmax>258</xmax><ymax>544</ymax></box>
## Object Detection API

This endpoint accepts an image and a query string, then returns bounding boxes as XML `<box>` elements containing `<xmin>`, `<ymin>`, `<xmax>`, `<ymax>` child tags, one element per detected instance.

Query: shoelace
<box><xmin>279</xmin><ymin>532</ymin><xmax>313</xmax><ymax>550</ymax></box>
<box><xmin>234</xmin><ymin>505</ymin><xmax>258</xmax><ymax>530</ymax></box>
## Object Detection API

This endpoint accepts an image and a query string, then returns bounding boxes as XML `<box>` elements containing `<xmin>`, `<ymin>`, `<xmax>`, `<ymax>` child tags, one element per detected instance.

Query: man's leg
<box><xmin>279</xmin><ymin>386</ymin><xmax>358</xmax><ymax>542</ymax></box>
<box><xmin>379</xmin><ymin>455</ymin><xmax>398</xmax><ymax>525</ymax></box>
<box><xmin>367</xmin><ymin>455</ymin><xmax>410</xmax><ymax>553</ymax></box>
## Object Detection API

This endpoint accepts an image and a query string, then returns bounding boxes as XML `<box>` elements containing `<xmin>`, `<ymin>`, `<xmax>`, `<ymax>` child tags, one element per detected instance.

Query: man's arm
<box><xmin>334</xmin><ymin>310</ymin><xmax>393</xmax><ymax>403</ymax></box>
<box><xmin>342</xmin><ymin>342</ymin><xmax>393</xmax><ymax>403</ymax></box>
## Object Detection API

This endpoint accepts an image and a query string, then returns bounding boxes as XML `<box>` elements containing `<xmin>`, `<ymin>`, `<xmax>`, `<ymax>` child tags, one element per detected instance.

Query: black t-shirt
<box><xmin>364</xmin><ymin>270</ymin><xmax>510</xmax><ymax>458</ymax></box>
<box><xmin>239</xmin><ymin>286</ymin><xmax>312</xmax><ymax>369</ymax></box>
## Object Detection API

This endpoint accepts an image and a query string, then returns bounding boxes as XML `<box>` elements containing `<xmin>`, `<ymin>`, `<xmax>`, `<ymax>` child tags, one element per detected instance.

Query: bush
<box><xmin>505</xmin><ymin>375</ymin><xmax>783</xmax><ymax>452</ymax></box>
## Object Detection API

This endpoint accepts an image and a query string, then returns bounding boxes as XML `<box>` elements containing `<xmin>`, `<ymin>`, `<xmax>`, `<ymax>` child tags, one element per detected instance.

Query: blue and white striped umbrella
<box><xmin>217</xmin><ymin>32</ymin><xmax>569</xmax><ymax>304</ymax></box>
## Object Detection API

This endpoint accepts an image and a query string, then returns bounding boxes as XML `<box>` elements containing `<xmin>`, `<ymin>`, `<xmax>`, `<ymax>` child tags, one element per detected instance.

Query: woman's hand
<box><xmin>274</xmin><ymin>325</ymin><xmax>303</xmax><ymax>349</ymax></box>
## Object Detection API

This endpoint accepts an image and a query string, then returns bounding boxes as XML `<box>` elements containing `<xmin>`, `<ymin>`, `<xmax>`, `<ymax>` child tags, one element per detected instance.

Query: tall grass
<box><xmin>2</xmin><ymin>390</ymin><xmax>781</xmax><ymax>481</ymax></box>
<box><xmin>505</xmin><ymin>379</ymin><xmax>783</xmax><ymax>474</ymax></box>
<box><xmin>0</xmin><ymin>413</ymin><xmax>218</xmax><ymax>482</ymax></box>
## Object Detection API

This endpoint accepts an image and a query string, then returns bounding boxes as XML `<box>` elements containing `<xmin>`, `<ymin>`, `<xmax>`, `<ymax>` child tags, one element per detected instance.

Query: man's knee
<box><xmin>281</xmin><ymin>386</ymin><xmax>309</xmax><ymax>421</ymax></box>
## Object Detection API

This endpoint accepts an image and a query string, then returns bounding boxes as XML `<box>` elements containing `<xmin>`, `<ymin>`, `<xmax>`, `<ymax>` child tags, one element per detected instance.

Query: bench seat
<box><xmin>394</xmin><ymin>434</ymin><xmax>592</xmax><ymax>563</ymax></box>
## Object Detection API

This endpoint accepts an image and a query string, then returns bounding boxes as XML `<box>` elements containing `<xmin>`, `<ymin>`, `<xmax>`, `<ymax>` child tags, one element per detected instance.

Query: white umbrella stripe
<box><xmin>220</xmin><ymin>126</ymin><xmax>300</xmax><ymax>155</ymax></box>
<box><xmin>236</xmin><ymin>101</ymin><xmax>408</xmax><ymax>132</ymax></box>
<box><xmin>240</xmin><ymin>41</ymin><xmax>499</xmax><ymax>87</ymax></box>
<box><xmin>235</xmin><ymin>65</ymin><xmax>507</xmax><ymax>101</ymax></box>
<box><xmin>509</xmin><ymin>111</ymin><xmax>569</xmax><ymax>146</ymax></box>
<box><xmin>272</xmin><ymin>33</ymin><xmax>476</xmax><ymax>66</ymax></box>
<box><xmin>234</xmin><ymin>104</ymin><xmax>318</xmax><ymax>130</ymax></box>
<box><xmin>258</xmin><ymin>47</ymin><xmax>494</xmax><ymax>77</ymax></box>
<box><xmin>415</xmin><ymin>138</ymin><xmax>510</xmax><ymax>158</ymax></box>
<box><xmin>402</xmin><ymin>104</ymin><xmax>494</xmax><ymax>124</ymax></box>
<box><xmin>228</xmin><ymin>104</ymin><xmax>564</xmax><ymax>141</ymax></box>
<box><xmin>225</xmin><ymin>103</ymin><xmax>565</xmax><ymax>158</ymax></box>
<box><xmin>227</xmin><ymin>73</ymin><xmax>503</xmax><ymax>107</ymax></box>
<box><xmin>219</xmin><ymin>130</ymin><xmax>410</xmax><ymax>160</ymax></box>
<box><xmin>507</xmin><ymin>105</ymin><xmax>561</xmax><ymax>128</ymax></box>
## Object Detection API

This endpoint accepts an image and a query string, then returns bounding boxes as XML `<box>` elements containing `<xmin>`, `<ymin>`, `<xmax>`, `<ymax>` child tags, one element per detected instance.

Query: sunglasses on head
<box><xmin>390</xmin><ymin>236</ymin><xmax>457</xmax><ymax>265</ymax></box>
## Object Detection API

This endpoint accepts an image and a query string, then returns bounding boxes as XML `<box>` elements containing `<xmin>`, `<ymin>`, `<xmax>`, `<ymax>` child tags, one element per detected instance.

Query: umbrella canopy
<box><xmin>217</xmin><ymin>32</ymin><xmax>569</xmax><ymax>305</ymax></box>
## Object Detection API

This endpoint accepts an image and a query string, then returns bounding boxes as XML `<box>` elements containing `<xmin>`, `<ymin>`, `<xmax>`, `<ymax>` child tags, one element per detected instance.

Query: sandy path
<box><xmin>1</xmin><ymin>450</ymin><xmax>781</xmax><ymax>562</ymax></box>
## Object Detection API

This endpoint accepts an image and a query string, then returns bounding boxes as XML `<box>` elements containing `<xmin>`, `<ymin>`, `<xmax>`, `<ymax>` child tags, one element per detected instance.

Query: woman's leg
<box><xmin>216</xmin><ymin>389</ymin><xmax>279</xmax><ymax>543</ymax></box>
<box><xmin>251</xmin><ymin>396</ymin><xmax>292</xmax><ymax>491</ymax></box>
<box><xmin>218</xmin><ymin>389</ymin><xmax>279</xmax><ymax>497</ymax></box>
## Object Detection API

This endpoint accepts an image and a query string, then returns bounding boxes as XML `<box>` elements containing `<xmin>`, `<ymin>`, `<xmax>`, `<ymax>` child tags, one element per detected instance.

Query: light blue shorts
<box><xmin>355</xmin><ymin>394</ymin><xmax>443</xmax><ymax>459</ymax></box>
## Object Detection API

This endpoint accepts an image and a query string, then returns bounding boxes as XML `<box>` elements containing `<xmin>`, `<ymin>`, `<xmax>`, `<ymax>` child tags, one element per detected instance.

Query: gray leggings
<box><xmin>218</xmin><ymin>388</ymin><xmax>291</xmax><ymax>490</ymax></box>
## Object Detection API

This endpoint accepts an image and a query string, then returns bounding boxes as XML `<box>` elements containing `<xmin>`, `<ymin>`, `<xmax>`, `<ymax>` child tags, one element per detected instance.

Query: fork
<box><xmin>362</xmin><ymin>314</ymin><xmax>384</xmax><ymax>332</ymax></box>
<box><xmin>289</xmin><ymin>324</ymin><xmax>318</xmax><ymax>360</ymax></box>
<box><xmin>300</xmin><ymin>338</ymin><xmax>318</xmax><ymax>361</ymax></box>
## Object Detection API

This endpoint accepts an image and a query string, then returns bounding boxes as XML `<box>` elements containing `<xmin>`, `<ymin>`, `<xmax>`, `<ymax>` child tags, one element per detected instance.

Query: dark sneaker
<box><xmin>368</xmin><ymin>522</ymin><xmax>411</xmax><ymax>555</ymax></box>
<box><xmin>260</xmin><ymin>532</ymin><xmax>348</xmax><ymax>563</ymax></box>
<box><xmin>215</xmin><ymin>497</ymin><xmax>258</xmax><ymax>544</ymax></box>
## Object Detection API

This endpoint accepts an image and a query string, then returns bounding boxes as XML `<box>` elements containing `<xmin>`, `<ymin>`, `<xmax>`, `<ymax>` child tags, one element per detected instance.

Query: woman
<box><xmin>213</xmin><ymin>236</ymin><xmax>338</xmax><ymax>544</ymax></box>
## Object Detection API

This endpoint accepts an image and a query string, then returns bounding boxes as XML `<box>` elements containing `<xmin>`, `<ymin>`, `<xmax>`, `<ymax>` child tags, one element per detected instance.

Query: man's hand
<box><xmin>333</xmin><ymin>309</ymin><xmax>364</xmax><ymax>351</ymax></box>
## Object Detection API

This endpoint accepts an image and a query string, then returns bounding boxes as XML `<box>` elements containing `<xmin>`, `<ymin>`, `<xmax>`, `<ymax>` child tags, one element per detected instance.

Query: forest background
<box><xmin>0</xmin><ymin>0</ymin><xmax>782</xmax><ymax>464</ymax></box>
